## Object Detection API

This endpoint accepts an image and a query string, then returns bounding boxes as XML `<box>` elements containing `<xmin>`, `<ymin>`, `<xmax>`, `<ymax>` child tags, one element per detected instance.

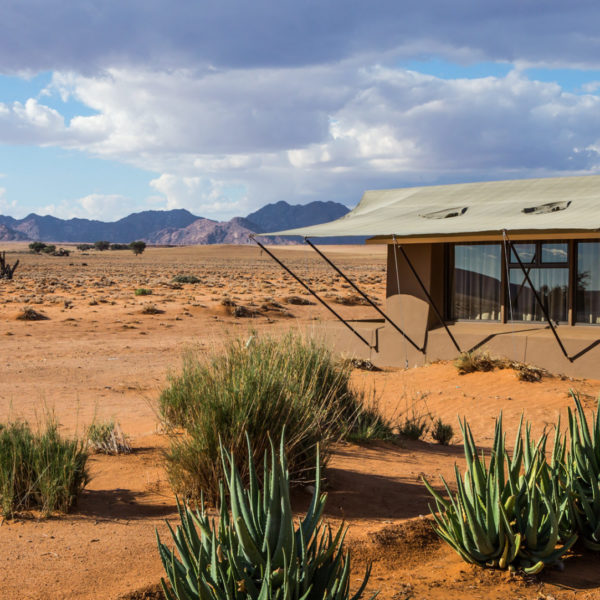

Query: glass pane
<box><xmin>542</xmin><ymin>243</ymin><xmax>568</xmax><ymax>263</ymax></box>
<box><xmin>452</xmin><ymin>244</ymin><xmax>501</xmax><ymax>320</ymax></box>
<box><xmin>576</xmin><ymin>242</ymin><xmax>600</xmax><ymax>324</ymax></box>
<box><xmin>508</xmin><ymin>268</ymin><xmax>568</xmax><ymax>322</ymax></box>
<box><xmin>511</xmin><ymin>243</ymin><xmax>536</xmax><ymax>264</ymax></box>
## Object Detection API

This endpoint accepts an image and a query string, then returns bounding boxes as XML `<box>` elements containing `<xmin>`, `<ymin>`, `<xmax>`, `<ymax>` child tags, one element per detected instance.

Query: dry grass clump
<box><xmin>0</xmin><ymin>418</ymin><xmax>89</xmax><ymax>518</ymax></box>
<box><xmin>16</xmin><ymin>306</ymin><xmax>49</xmax><ymax>321</ymax></box>
<box><xmin>141</xmin><ymin>303</ymin><xmax>164</xmax><ymax>315</ymax></box>
<box><xmin>159</xmin><ymin>333</ymin><xmax>391</xmax><ymax>502</ymax></box>
<box><xmin>342</xmin><ymin>357</ymin><xmax>382</xmax><ymax>372</ymax></box>
<box><xmin>284</xmin><ymin>295</ymin><xmax>315</xmax><ymax>305</ymax></box>
<box><xmin>86</xmin><ymin>420</ymin><xmax>131</xmax><ymax>455</ymax></box>
<box><xmin>455</xmin><ymin>351</ymin><xmax>548</xmax><ymax>382</ymax></box>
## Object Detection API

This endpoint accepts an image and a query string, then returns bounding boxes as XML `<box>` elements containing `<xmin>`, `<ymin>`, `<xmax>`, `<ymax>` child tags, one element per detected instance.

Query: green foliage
<box><xmin>0</xmin><ymin>419</ymin><xmax>89</xmax><ymax>518</ymax></box>
<box><xmin>566</xmin><ymin>393</ymin><xmax>600</xmax><ymax>550</ymax></box>
<box><xmin>41</xmin><ymin>244</ymin><xmax>56</xmax><ymax>254</ymax></box>
<box><xmin>76</xmin><ymin>243</ymin><xmax>93</xmax><ymax>251</ymax></box>
<box><xmin>130</xmin><ymin>240</ymin><xmax>147</xmax><ymax>255</ymax></box>
<box><xmin>423</xmin><ymin>415</ymin><xmax>576</xmax><ymax>574</ymax></box>
<box><xmin>157</xmin><ymin>436</ymin><xmax>374</xmax><ymax>600</ymax></box>
<box><xmin>172</xmin><ymin>274</ymin><xmax>201</xmax><ymax>284</ymax></box>
<box><xmin>160</xmin><ymin>334</ymin><xmax>376</xmax><ymax>502</ymax></box>
<box><xmin>398</xmin><ymin>414</ymin><xmax>428</xmax><ymax>440</ymax></box>
<box><xmin>28</xmin><ymin>241</ymin><xmax>46</xmax><ymax>254</ymax></box>
<box><xmin>86</xmin><ymin>420</ymin><xmax>131</xmax><ymax>455</ymax></box>
<box><xmin>135</xmin><ymin>288</ymin><xmax>153</xmax><ymax>296</ymax></box>
<box><xmin>94</xmin><ymin>240</ymin><xmax>110</xmax><ymax>251</ymax></box>
<box><xmin>431</xmin><ymin>418</ymin><xmax>453</xmax><ymax>445</ymax></box>
<box><xmin>110</xmin><ymin>243</ymin><xmax>130</xmax><ymax>250</ymax></box>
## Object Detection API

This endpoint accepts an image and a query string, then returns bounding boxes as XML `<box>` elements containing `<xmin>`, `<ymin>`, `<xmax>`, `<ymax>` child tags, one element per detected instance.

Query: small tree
<box><xmin>129</xmin><ymin>240</ymin><xmax>146</xmax><ymax>256</ymax></box>
<box><xmin>42</xmin><ymin>244</ymin><xmax>56</xmax><ymax>254</ymax></box>
<box><xmin>76</xmin><ymin>244</ymin><xmax>93</xmax><ymax>251</ymax></box>
<box><xmin>29</xmin><ymin>241</ymin><xmax>46</xmax><ymax>254</ymax></box>
<box><xmin>94</xmin><ymin>240</ymin><xmax>110</xmax><ymax>251</ymax></box>
<box><xmin>0</xmin><ymin>251</ymin><xmax>19</xmax><ymax>279</ymax></box>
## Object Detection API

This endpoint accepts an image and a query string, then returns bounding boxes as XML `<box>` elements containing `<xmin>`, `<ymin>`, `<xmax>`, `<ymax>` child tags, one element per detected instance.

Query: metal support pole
<box><xmin>304</xmin><ymin>237</ymin><xmax>423</xmax><ymax>353</ymax></box>
<box><xmin>250</xmin><ymin>236</ymin><xmax>373</xmax><ymax>349</ymax></box>
<box><xmin>503</xmin><ymin>230</ymin><xmax>572</xmax><ymax>362</ymax></box>
<box><xmin>395</xmin><ymin>240</ymin><xmax>462</xmax><ymax>354</ymax></box>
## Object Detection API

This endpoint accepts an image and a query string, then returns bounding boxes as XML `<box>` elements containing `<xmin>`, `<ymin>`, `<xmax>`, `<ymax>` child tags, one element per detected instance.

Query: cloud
<box><xmin>5</xmin><ymin>60</ymin><xmax>600</xmax><ymax>218</ymax></box>
<box><xmin>3</xmin><ymin>2</ymin><xmax>600</xmax><ymax>74</ymax></box>
<box><xmin>42</xmin><ymin>193</ymin><xmax>135</xmax><ymax>220</ymax></box>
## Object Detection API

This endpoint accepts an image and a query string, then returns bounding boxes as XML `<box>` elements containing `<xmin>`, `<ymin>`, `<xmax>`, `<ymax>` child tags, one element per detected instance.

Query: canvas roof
<box><xmin>262</xmin><ymin>175</ymin><xmax>600</xmax><ymax>242</ymax></box>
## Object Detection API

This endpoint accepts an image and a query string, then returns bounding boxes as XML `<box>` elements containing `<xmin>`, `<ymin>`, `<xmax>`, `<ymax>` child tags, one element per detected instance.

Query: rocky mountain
<box><xmin>0</xmin><ymin>200</ymin><xmax>356</xmax><ymax>245</ymax></box>
<box><xmin>0</xmin><ymin>224</ymin><xmax>29</xmax><ymax>241</ymax></box>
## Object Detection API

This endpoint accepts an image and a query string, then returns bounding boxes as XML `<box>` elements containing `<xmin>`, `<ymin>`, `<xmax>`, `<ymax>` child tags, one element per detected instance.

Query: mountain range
<box><xmin>0</xmin><ymin>201</ymin><xmax>357</xmax><ymax>245</ymax></box>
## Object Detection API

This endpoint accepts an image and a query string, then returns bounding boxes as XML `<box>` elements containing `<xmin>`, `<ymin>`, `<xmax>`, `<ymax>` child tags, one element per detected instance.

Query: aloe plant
<box><xmin>567</xmin><ymin>393</ymin><xmax>600</xmax><ymax>550</ymax></box>
<box><xmin>423</xmin><ymin>415</ymin><xmax>576</xmax><ymax>574</ymax></box>
<box><xmin>157</xmin><ymin>435</ymin><xmax>374</xmax><ymax>600</ymax></box>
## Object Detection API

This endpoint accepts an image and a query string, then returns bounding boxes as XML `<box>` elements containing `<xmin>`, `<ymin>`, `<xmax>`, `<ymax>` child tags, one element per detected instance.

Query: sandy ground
<box><xmin>1</xmin><ymin>243</ymin><xmax>599</xmax><ymax>599</ymax></box>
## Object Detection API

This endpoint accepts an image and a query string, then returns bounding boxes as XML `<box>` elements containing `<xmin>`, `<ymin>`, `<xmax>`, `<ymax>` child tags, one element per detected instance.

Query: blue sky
<box><xmin>2</xmin><ymin>1</ymin><xmax>600</xmax><ymax>221</ymax></box>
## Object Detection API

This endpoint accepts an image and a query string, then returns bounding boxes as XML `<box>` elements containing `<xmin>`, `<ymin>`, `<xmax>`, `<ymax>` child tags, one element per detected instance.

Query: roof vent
<box><xmin>522</xmin><ymin>200</ymin><xmax>571</xmax><ymax>215</ymax></box>
<box><xmin>420</xmin><ymin>206</ymin><xmax>468</xmax><ymax>219</ymax></box>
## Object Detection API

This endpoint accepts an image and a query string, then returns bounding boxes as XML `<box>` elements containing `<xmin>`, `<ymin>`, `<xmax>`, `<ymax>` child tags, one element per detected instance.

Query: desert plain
<box><xmin>0</xmin><ymin>242</ymin><xmax>599</xmax><ymax>600</ymax></box>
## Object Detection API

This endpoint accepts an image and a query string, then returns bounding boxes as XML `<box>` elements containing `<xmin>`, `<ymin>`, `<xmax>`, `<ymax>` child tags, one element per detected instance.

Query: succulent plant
<box><xmin>566</xmin><ymin>392</ymin><xmax>600</xmax><ymax>550</ymax></box>
<box><xmin>157</xmin><ymin>435</ymin><xmax>374</xmax><ymax>600</ymax></box>
<box><xmin>423</xmin><ymin>415</ymin><xmax>576</xmax><ymax>574</ymax></box>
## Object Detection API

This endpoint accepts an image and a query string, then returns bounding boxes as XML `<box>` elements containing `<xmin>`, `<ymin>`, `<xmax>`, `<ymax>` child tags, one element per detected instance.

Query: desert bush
<box><xmin>129</xmin><ymin>240</ymin><xmax>146</xmax><ymax>255</ymax></box>
<box><xmin>172</xmin><ymin>274</ymin><xmax>200</xmax><ymax>284</ymax></box>
<box><xmin>431</xmin><ymin>418</ymin><xmax>453</xmax><ymax>445</ymax></box>
<box><xmin>157</xmin><ymin>436</ymin><xmax>373</xmax><ymax>600</ymax></box>
<box><xmin>86</xmin><ymin>420</ymin><xmax>131</xmax><ymax>455</ymax></box>
<box><xmin>398</xmin><ymin>414</ymin><xmax>428</xmax><ymax>440</ymax></box>
<box><xmin>423</xmin><ymin>416</ymin><xmax>576</xmax><ymax>574</ymax></box>
<box><xmin>566</xmin><ymin>393</ymin><xmax>600</xmax><ymax>550</ymax></box>
<box><xmin>76</xmin><ymin>244</ymin><xmax>93</xmax><ymax>251</ymax></box>
<box><xmin>94</xmin><ymin>240</ymin><xmax>110</xmax><ymax>251</ymax></box>
<box><xmin>41</xmin><ymin>244</ymin><xmax>56</xmax><ymax>255</ymax></box>
<box><xmin>110</xmin><ymin>243</ymin><xmax>130</xmax><ymax>250</ymax></box>
<box><xmin>16</xmin><ymin>307</ymin><xmax>48</xmax><ymax>321</ymax></box>
<box><xmin>0</xmin><ymin>419</ymin><xmax>89</xmax><ymax>518</ymax></box>
<box><xmin>454</xmin><ymin>351</ymin><xmax>506</xmax><ymax>374</ymax></box>
<box><xmin>135</xmin><ymin>288</ymin><xmax>153</xmax><ymax>296</ymax></box>
<box><xmin>160</xmin><ymin>334</ymin><xmax>379</xmax><ymax>501</ymax></box>
<box><xmin>141</xmin><ymin>303</ymin><xmax>163</xmax><ymax>314</ymax></box>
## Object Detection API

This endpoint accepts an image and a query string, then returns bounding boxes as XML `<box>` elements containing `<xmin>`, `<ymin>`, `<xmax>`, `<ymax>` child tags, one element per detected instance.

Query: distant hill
<box><xmin>0</xmin><ymin>200</ymin><xmax>360</xmax><ymax>245</ymax></box>
<box><xmin>0</xmin><ymin>223</ymin><xmax>29</xmax><ymax>241</ymax></box>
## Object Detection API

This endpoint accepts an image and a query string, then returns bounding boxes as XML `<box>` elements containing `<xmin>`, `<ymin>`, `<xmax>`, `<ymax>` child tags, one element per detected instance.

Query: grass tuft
<box><xmin>0</xmin><ymin>418</ymin><xmax>89</xmax><ymax>518</ymax></box>
<box><xmin>86</xmin><ymin>420</ymin><xmax>132</xmax><ymax>455</ymax></box>
<box><xmin>134</xmin><ymin>288</ymin><xmax>153</xmax><ymax>296</ymax></box>
<box><xmin>16</xmin><ymin>307</ymin><xmax>49</xmax><ymax>321</ymax></box>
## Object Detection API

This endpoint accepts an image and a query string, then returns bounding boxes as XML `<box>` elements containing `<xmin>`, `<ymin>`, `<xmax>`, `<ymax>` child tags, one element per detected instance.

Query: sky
<box><xmin>2</xmin><ymin>1</ymin><xmax>600</xmax><ymax>222</ymax></box>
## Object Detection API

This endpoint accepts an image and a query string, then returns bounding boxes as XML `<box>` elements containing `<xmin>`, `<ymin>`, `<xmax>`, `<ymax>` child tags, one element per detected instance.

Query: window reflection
<box><xmin>451</xmin><ymin>244</ymin><xmax>501</xmax><ymax>320</ymax></box>
<box><xmin>577</xmin><ymin>242</ymin><xmax>600</xmax><ymax>324</ymax></box>
<box><xmin>508</xmin><ymin>269</ymin><xmax>568</xmax><ymax>322</ymax></box>
<box><xmin>542</xmin><ymin>243</ymin><xmax>568</xmax><ymax>264</ymax></box>
<box><xmin>511</xmin><ymin>243</ymin><xmax>536</xmax><ymax>263</ymax></box>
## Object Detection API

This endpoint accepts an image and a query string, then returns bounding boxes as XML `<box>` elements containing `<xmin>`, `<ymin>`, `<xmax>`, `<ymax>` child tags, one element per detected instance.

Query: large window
<box><xmin>450</xmin><ymin>244</ymin><xmax>501</xmax><ymax>320</ymax></box>
<box><xmin>448</xmin><ymin>240</ymin><xmax>600</xmax><ymax>324</ymax></box>
<box><xmin>576</xmin><ymin>242</ymin><xmax>600</xmax><ymax>324</ymax></box>
<box><xmin>508</xmin><ymin>242</ymin><xmax>569</xmax><ymax>323</ymax></box>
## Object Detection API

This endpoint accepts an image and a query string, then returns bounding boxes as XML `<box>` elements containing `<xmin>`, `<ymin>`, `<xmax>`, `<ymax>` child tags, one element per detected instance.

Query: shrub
<box><xmin>130</xmin><ymin>240</ymin><xmax>146</xmax><ymax>255</ymax></box>
<box><xmin>399</xmin><ymin>414</ymin><xmax>428</xmax><ymax>440</ymax></box>
<box><xmin>141</xmin><ymin>303</ymin><xmax>163</xmax><ymax>314</ymax></box>
<box><xmin>171</xmin><ymin>274</ymin><xmax>201</xmax><ymax>284</ymax></box>
<box><xmin>28</xmin><ymin>241</ymin><xmax>46</xmax><ymax>254</ymax></box>
<box><xmin>157</xmin><ymin>436</ymin><xmax>374</xmax><ymax>600</ymax></box>
<box><xmin>454</xmin><ymin>351</ymin><xmax>505</xmax><ymax>374</ymax></box>
<box><xmin>41</xmin><ymin>244</ymin><xmax>56</xmax><ymax>254</ymax></box>
<box><xmin>94</xmin><ymin>240</ymin><xmax>110</xmax><ymax>251</ymax></box>
<box><xmin>86</xmin><ymin>420</ymin><xmax>131</xmax><ymax>455</ymax></box>
<box><xmin>423</xmin><ymin>416</ymin><xmax>576</xmax><ymax>574</ymax></box>
<box><xmin>135</xmin><ymin>288</ymin><xmax>153</xmax><ymax>296</ymax></box>
<box><xmin>160</xmin><ymin>334</ymin><xmax>373</xmax><ymax>502</ymax></box>
<box><xmin>110</xmin><ymin>243</ymin><xmax>130</xmax><ymax>250</ymax></box>
<box><xmin>0</xmin><ymin>419</ymin><xmax>89</xmax><ymax>518</ymax></box>
<box><xmin>431</xmin><ymin>418</ymin><xmax>453</xmax><ymax>445</ymax></box>
<box><xmin>76</xmin><ymin>244</ymin><xmax>93</xmax><ymax>251</ymax></box>
<box><xmin>566</xmin><ymin>392</ymin><xmax>600</xmax><ymax>550</ymax></box>
<box><xmin>16</xmin><ymin>307</ymin><xmax>48</xmax><ymax>321</ymax></box>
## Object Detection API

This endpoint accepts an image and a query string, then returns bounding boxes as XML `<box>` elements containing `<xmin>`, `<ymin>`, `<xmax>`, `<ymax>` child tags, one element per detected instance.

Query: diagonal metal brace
<box><xmin>304</xmin><ymin>237</ymin><xmax>424</xmax><ymax>353</ymax></box>
<box><xmin>503</xmin><ymin>230</ymin><xmax>572</xmax><ymax>362</ymax></box>
<box><xmin>394</xmin><ymin>238</ymin><xmax>462</xmax><ymax>354</ymax></box>
<box><xmin>250</xmin><ymin>236</ymin><xmax>374</xmax><ymax>349</ymax></box>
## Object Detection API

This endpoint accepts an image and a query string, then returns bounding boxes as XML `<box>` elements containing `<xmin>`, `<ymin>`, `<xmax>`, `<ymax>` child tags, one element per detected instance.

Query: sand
<box><xmin>0</xmin><ymin>243</ymin><xmax>599</xmax><ymax>599</ymax></box>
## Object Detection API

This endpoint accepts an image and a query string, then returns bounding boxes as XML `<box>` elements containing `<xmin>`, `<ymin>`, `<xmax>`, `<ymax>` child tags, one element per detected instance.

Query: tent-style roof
<box><xmin>262</xmin><ymin>175</ymin><xmax>600</xmax><ymax>243</ymax></box>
